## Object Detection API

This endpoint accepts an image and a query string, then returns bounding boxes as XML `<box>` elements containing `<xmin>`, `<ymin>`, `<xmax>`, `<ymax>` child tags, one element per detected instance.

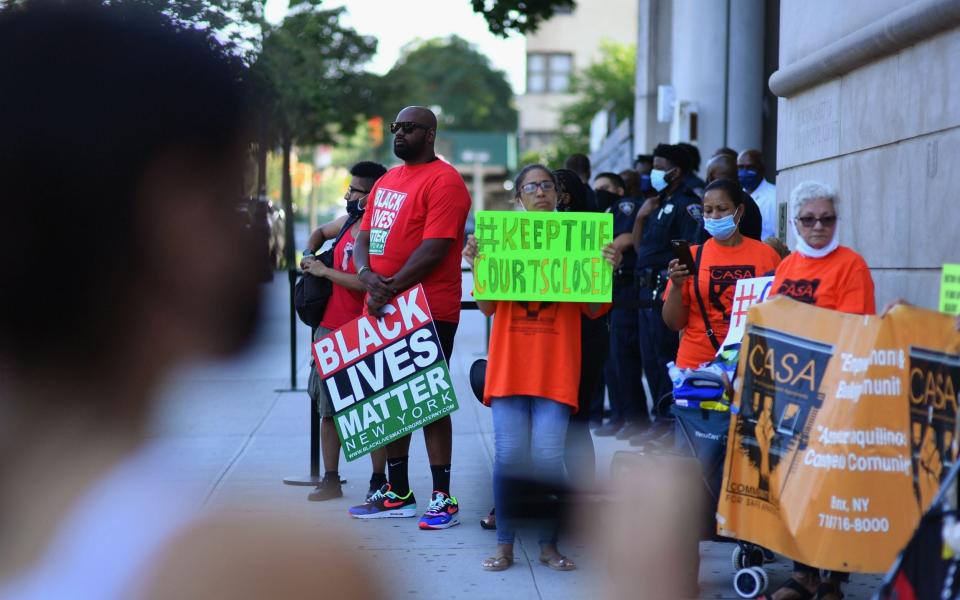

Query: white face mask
<box><xmin>791</xmin><ymin>219</ymin><xmax>840</xmax><ymax>258</ymax></box>
<box><xmin>650</xmin><ymin>168</ymin><xmax>669</xmax><ymax>192</ymax></box>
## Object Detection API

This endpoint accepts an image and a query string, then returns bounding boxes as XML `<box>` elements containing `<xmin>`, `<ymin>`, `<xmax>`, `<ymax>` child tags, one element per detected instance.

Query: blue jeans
<box><xmin>491</xmin><ymin>395</ymin><xmax>571</xmax><ymax>545</ymax></box>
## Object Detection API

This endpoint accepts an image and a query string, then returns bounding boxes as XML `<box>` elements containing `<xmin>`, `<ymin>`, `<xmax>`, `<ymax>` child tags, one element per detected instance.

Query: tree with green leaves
<box><xmin>471</xmin><ymin>0</ymin><xmax>576</xmax><ymax>37</ymax></box>
<box><xmin>377</xmin><ymin>35</ymin><xmax>517</xmax><ymax>137</ymax></box>
<box><xmin>530</xmin><ymin>41</ymin><xmax>635</xmax><ymax>166</ymax></box>
<box><xmin>249</xmin><ymin>1</ymin><xmax>376</xmax><ymax>265</ymax></box>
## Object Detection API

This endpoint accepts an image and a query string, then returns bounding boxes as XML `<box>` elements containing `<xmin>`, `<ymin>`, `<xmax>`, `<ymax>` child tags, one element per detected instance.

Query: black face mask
<box><xmin>595</xmin><ymin>189</ymin><xmax>620</xmax><ymax>212</ymax></box>
<box><xmin>346</xmin><ymin>199</ymin><xmax>364</xmax><ymax>218</ymax></box>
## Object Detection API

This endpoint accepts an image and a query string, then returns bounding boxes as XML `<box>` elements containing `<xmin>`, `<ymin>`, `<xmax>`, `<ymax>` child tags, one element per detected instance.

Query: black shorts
<box><xmin>434</xmin><ymin>320</ymin><xmax>458</xmax><ymax>363</ymax></box>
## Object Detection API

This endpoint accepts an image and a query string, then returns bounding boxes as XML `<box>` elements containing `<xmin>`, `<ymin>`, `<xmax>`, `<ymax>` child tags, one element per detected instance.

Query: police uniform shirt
<box><xmin>611</xmin><ymin>196</ymin><xmax>640</xmax><ymax>275</ymax></box>
<box><xmin>634</xmin><ymin>185</ymin><xmax>705</xmax><ymax>272</ymax></box>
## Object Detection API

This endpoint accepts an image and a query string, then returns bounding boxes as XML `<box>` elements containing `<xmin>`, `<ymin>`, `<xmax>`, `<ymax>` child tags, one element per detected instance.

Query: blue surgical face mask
<box><xmin>738</xmin><ymin>168</ymin><xmax>761</xmax><ymax>192</ymax></box>
<box><xmin>703</xmin><ymin>210</ymin><xmax>741</xmax><ymax>240</ymax></box>
<box><xmin>650</xmin><ymin>169</ymin><xmax>669</xmax><ymax>192</ymax></box>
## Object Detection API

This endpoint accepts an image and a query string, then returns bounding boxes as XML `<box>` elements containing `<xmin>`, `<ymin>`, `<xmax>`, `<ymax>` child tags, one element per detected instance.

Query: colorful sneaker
<box><xmin>418</xmin><ymin>491</ymin><xmax>460</xmax><ymax>530</ymax></box>
<box><xmin>348</xmin><ymin>484</ymin><xmax>416</xmax><ymax>519</ymax></box>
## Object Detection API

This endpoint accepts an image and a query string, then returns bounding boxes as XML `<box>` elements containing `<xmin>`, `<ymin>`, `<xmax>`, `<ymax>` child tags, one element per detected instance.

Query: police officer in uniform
<box><xmin>593</xmin><ymin>172</ymin><xmax>650</xmax><ymax>439</ymax></box>
<box><xmin>630</xmin><ymin>144</ymin><xmax>706</xmax><ymax>444</ymax></box>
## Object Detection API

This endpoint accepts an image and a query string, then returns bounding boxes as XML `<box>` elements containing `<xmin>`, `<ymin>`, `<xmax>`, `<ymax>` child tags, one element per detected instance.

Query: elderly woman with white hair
<box><xmin>772</xmin><ymin>180</ymin><xmax>875</xmax><ymax>315</ymax></box>
<box><xmin>768</xmin><ymin>180</ymin><xmax>875</xmax><ymax>599</ymax></box>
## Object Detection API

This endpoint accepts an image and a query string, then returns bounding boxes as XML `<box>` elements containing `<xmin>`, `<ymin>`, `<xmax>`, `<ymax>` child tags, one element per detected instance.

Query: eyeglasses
<box><xmin>520</xmin><ymin>180</ymin><xmax>556</xmax><ymax>195</ymax></box>
<box><xmin>796</xmin><ymin>215</ymin><xmax>838</xmax><ymax>228</ymax></box>
<box><xmin>390</xmin><ymin>121</ymin><xmax>430</xmax><ymax>135</ymax></box>
<box><xmin>347</xmin><ymin>186</ymin><xmax>370</xmax><ymax>196</ymax></box>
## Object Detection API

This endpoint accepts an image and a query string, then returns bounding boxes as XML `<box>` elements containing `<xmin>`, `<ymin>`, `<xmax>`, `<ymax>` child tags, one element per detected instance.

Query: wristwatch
<box><xmin>357</xmin><ymin>265</ymin><xmax>371</xmax><ymax>278</ymax></box>
<box><xmin>302</xmin><ymin>248</ymin><xmax>315</xmax><ymax>259</ymax></box>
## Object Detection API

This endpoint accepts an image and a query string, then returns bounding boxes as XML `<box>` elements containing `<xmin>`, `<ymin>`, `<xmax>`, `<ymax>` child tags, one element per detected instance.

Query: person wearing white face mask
<box><xmin>662</xmin><ymin>179</ymin><xmax>781</xmax><ymax>368</ymax></box>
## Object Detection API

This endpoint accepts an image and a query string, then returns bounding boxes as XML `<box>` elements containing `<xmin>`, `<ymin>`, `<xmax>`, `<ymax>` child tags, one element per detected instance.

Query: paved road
<box><xmin>145</xmin><ymin>233</ymin><xmax>884</xmax><ymax>599</ymax></box>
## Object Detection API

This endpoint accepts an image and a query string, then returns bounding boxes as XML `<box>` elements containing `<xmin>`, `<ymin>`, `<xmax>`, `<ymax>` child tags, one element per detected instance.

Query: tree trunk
<box><xmin>281</xmin><ymin>133</ymin><xmax>295</xmax><ymax>269</ymax></box>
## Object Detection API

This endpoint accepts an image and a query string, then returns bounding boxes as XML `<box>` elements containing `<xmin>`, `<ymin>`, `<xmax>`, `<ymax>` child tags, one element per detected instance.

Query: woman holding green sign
<box><xmin>463</xmin><ymin>164</ymin><xmax>621</xmax><ymax>573</ymax></box>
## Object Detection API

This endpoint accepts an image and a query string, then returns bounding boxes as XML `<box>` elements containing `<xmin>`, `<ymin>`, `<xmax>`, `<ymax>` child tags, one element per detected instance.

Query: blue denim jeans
<box><xmin>491</xmin><ymin>395</ymin><xmax>571</xmax><ymax>545</ymax></box>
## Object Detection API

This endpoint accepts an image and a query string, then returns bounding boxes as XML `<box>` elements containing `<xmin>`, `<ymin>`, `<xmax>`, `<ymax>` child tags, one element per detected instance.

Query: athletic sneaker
<box><xmin>418</xmin><ymin>491</ymin><xmax>460</xmax><ymax>530</ymax></box>
<box><xmin>348</xmin><ymin>484</ymin><xmax>416</xmax><ymax>519</ymax></box>
<box><xmin>307</xmin><ymin>476</ymin><xmax>343</xmax><ymax>501</ymax></box>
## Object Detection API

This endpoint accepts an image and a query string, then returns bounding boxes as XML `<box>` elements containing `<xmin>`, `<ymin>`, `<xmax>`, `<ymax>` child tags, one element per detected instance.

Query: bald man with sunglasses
<box><xmin>351</xmin><ymin>106</ymin><xmax>471</xmax><ymax>530</ymax></box>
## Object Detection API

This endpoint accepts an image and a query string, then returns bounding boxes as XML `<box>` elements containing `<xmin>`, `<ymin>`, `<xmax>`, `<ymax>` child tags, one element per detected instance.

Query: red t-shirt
<box><xmin>483</xmin><ymin>301</ymin><xmax>609</xmax><ymax>412</ymax></box>
<box><xmin>360</xmin><ymin>159</ymin><xmax>471</xmax><ymax>323</ymax></box>
<box><xmin>666</xmin><ymin>237</ymin><xmax>781</xmax><ymax>368</ymax></box>
<box><xmin>320</xmin><ymin>225</ymin><xmax>365</xmax><ymax>331</ymax></box>
<box><xmin>772</xmin><ymin>246</ymin><xmax>876</xmax><ymax>315</ymax></box>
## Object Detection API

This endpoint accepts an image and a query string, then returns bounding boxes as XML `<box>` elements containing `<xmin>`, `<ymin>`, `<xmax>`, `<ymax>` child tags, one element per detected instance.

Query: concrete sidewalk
<box><xmin>146</xmin><ymin>272</ymin><xmax>883</xmax><ymax>599</ymax></box>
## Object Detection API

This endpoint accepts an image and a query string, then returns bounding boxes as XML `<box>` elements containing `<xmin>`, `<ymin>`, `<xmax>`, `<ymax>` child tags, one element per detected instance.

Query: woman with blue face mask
<box><xmin>661</xmin><ymin>178</ymin><xmax>782</xmax><ymax>368</ymax></box>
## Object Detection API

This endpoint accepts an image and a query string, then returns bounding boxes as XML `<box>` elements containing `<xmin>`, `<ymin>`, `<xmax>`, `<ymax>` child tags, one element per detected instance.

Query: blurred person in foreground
<box><xmin>0</xmin><ymin>4</ymin><xmax>377</xmax><ymax>598</ymax></box>
<box><xmin>662</xmin><ymin>179</ymin><xmax>781</xmax><ymax>368</ymax></box>
<box><xmin>463</xmin><ymin>164</ymin><xmax>620</xmax><ymax>572</ymax></box>
<box><xmin>301</xmin><ymin>161</ymin><xmax>388</xmax><ymax>502</ymax></box>
<box><xmin>768</xmin><ymin>180</ymin><xmax>875</xmax><ymax>600</ymax></box>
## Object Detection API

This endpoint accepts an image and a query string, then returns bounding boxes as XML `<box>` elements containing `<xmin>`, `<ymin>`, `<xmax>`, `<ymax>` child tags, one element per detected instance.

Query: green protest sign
<box><xmin>472</xmin><ymin>211</ymin><xmax>613</xmax><ymax>302</ymax></box>
<box><xmin>940</xmin><ymin>263</ymin><xmax>960</xmax><ymax>315</ymax></box>
<box><xmin>313</xmin><ymin>285</ymin><xmax>459</xmax><ymax>461</ymax></box>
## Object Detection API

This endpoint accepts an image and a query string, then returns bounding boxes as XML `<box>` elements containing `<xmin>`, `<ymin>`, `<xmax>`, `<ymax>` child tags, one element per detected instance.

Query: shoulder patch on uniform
<box><xmin>686</xmin><ymin>204</ymin><xmax>702</xmax><ymax>221</ymax></box>
<box><xmin>618</xmin><ymin>201</ymin><xmax>635</xmax><ymax>216</ymax></box>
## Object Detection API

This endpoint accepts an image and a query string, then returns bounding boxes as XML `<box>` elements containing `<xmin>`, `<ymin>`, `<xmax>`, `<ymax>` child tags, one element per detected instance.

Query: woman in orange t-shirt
<box><xmin>769</xmin><ymin>181</ymin><xmax>875</xmax><ymax>600</ymax></box>
<box><xmin>462</xmin><ymin>164</ymin><xmax>620</xmax><ymax>574</ymax></box>
<box><xmin>662</xmin><ymin>179</ymin><xmax>781</xmax><ymax>368</ymax></box>
<box><xmin>772</xmin><ymin>180</ymin><xmax>875</xmax><ymax>315</ymax></box>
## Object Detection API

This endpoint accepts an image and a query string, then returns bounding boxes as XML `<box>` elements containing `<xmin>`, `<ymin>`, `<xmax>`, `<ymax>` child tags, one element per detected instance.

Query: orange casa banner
<box><xmin>717</xmin><ymin>297</ymin><xmax>960</xmax><ymax>573</ymax></box>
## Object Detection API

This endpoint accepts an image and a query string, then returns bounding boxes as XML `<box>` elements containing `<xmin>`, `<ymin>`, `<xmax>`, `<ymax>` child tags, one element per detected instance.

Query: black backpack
<box><xmin>294</xmin><ymin>215</ymin><xmax>357</xmax><ymax>328</ymax></box>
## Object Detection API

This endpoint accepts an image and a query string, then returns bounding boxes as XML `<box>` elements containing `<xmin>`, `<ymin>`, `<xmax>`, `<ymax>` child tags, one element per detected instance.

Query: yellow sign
<box><xmin>940</xmin><ymin>263</ymin><xmax>960</xmax><ymax>315</ymax></box>
<box><xmin>717</xmin><ymin>297</ymin><xmax>960</xmax><ymax>573</ymax></box>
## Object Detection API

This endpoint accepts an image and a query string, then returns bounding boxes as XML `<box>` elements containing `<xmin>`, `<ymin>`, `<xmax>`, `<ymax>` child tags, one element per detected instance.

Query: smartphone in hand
<box><xmin>670</xmin><ymin>239</ymin><xmax>696</xmax><ymax>273</ymax></box>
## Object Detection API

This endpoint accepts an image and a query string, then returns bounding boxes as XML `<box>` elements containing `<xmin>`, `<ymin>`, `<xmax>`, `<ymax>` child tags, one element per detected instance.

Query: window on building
<box><xmin>526</xmin><ymin>52</ymin><xmax>573</xmax><ymax>94</ymax></box>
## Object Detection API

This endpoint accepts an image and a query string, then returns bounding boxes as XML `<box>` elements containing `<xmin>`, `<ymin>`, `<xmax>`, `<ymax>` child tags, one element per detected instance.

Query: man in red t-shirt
<box><xmin>352</xmin><ymin>106</ymin><xmax>471</xmax><ymax>530</ymax></box>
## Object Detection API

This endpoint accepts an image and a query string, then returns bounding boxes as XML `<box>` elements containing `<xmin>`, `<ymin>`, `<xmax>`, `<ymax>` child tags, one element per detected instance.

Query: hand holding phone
<box><xmin>670</xmin><ymin>239</ymin><xmax>696</xmax><ymax>273</ymax></box>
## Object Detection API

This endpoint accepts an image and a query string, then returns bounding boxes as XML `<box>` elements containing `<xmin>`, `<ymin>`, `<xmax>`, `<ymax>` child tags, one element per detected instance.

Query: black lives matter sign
<box><xmin>313</xmin><ymin>285</ymin><xmax>459</xmax><ymax>461</ymax></box>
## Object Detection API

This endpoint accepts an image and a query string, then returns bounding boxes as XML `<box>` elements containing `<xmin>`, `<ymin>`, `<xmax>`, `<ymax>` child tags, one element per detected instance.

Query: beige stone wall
<box><xmin>776</xmin><ymin>1</ymin><xmax>960</xmax><ymax>310</ymax></box>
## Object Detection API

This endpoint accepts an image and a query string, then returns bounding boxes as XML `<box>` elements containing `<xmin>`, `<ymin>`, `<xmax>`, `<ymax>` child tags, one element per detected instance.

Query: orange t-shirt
<box><xmin>483</xmin><ymin>301</ymin><xmax>608</xmax><ymax>411</ymax></box>
<box><xmin>666</xmin><ymin>237</ymin><xmax>781</xmax><ymax>368</ymax></box>
<box><xmin>772</xmin><ymin>246</ymin><xmax>876</xmax><ymax>315</ymax></box>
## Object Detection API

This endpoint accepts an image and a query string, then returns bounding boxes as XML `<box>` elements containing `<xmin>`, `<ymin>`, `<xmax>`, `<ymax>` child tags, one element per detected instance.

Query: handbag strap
<box><xmin>691</xmin><ymin>243</ymin><xmax>720</xmax><ymax>351</ymax></box>
<box><xmin>330</xmin><ymin>213</ymin><xmax>358</xmax><ymax>249</ymax></box>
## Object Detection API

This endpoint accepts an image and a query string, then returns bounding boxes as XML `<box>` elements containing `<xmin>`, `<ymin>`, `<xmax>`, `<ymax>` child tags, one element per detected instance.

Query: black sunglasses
<box><xmin>796</xmin><ymin>215</ymin><xmax>838</xmax><ymax>228</ymax></box>
<box><xmin>390</xmin><ymin>121</ymin><xmax>430</xmax><ymax>135</ymax></box>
